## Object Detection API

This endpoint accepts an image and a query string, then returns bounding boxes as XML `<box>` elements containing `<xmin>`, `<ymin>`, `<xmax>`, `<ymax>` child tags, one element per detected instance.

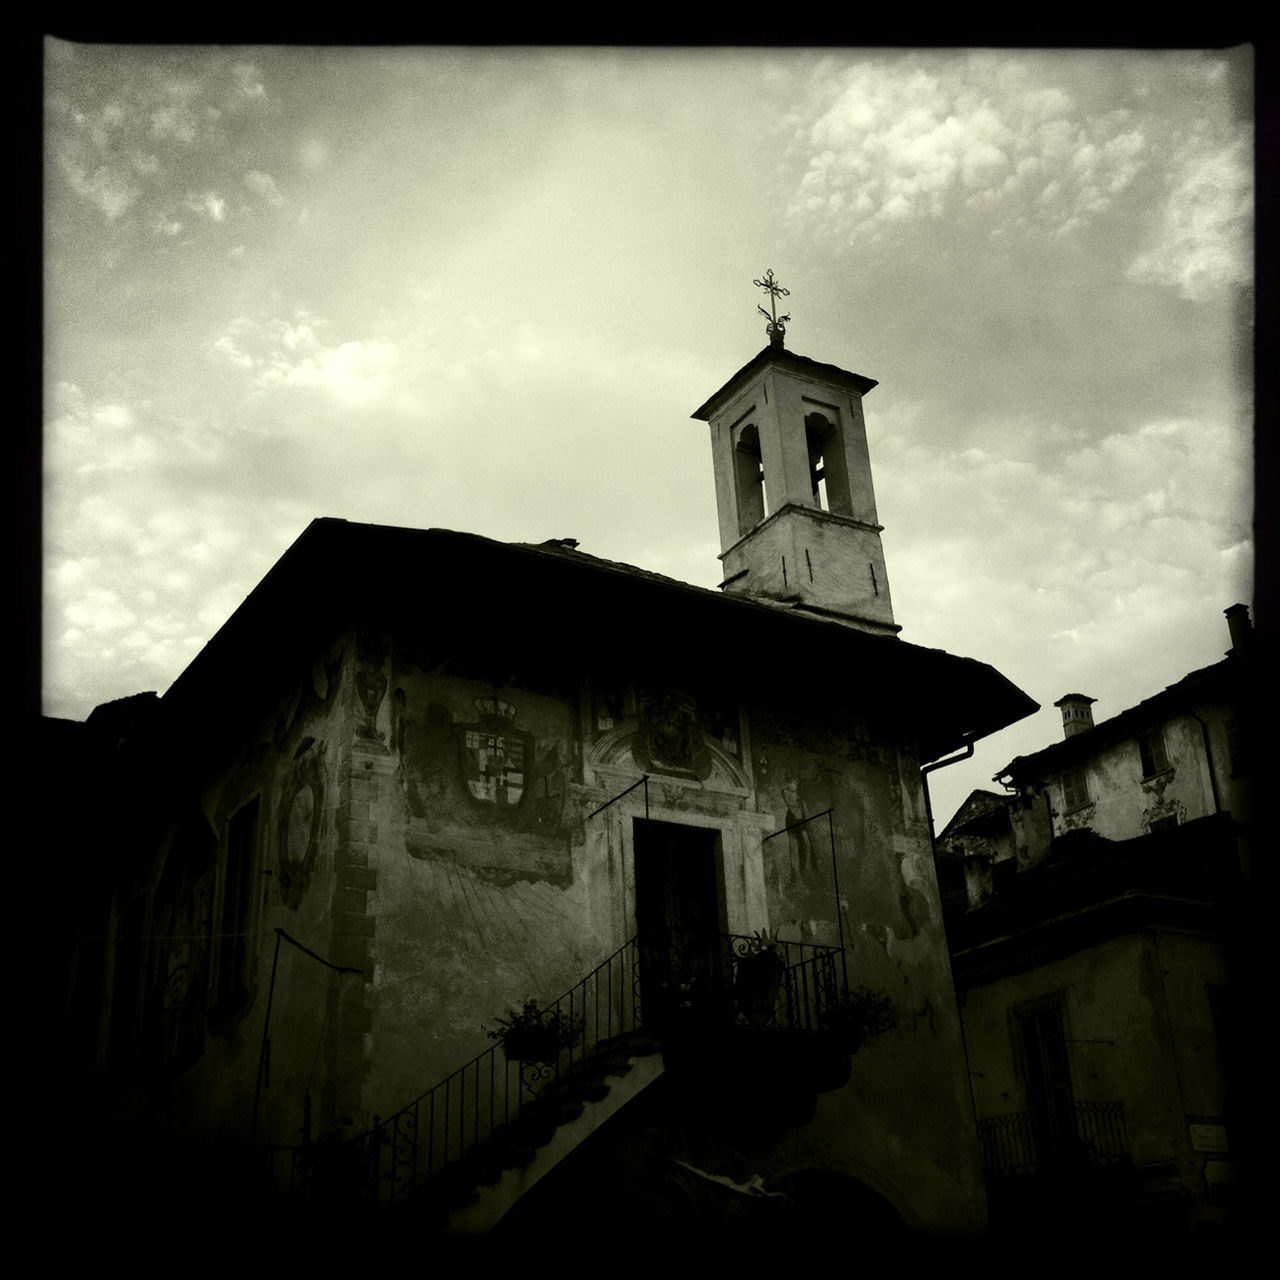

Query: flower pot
<box><xmin>501</xmin><ymin>1028</ymin><xmax>564</xmax><ymax>1063</ymax></box>
<box><xmin>735</xmin><ymin>949</ymin><xmax>785</xmax><ymax>1028</ymax></box>
<box><xmin>832</xmin><ymin>1021</ymin><xmax>865</xmax><ymax>1054</ymax></box>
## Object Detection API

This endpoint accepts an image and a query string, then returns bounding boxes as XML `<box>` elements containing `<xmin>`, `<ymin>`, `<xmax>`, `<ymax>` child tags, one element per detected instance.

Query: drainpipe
<box><xmin>920</xmin><ymin>735</ymin><xmax>977</xmax><ymax>850</ymax></box>
<box><xmin>919</xmin><ymin>734</ymin><xmax>989</xmax><ymax>1206</ymax></box>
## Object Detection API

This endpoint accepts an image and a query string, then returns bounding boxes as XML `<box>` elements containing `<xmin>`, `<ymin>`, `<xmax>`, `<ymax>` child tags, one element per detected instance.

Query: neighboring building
<box><xmin>936</xmin><ymin>607</ymin><xmax>1253</xmax><ymax>1235</ymax></box>
<box><xmin>60</xmin><ymin>318</ymin><xmax>1039</xmax><ymax>1236</ymax></box>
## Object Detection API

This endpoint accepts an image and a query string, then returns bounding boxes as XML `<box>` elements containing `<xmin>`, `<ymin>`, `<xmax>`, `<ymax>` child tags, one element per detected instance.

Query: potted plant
<box><xmin>820</xmin><ymin>986</ymin><xmax>897</xmax><ymax>1053</ymax></box>
<box><xmin>734</xmin><ymin>929</ymin><xmax>786</xmax><ymax>1028</ymax></box>
<box><xmin>486</xmin><ymin>998</ymin><xmax>583</xmax><ymax>1062</ymax></box>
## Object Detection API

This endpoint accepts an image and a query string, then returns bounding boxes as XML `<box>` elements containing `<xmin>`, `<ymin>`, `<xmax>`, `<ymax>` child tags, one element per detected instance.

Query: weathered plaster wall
<box><xmin>134</xmin><ymin>613</ymin><xmax>982</xmax><ymax>1228</ymax></box>
<box><xmin>1151</xmin><ymin>931</ymin><xmax>1230</xmax><ymax>1120</ymax></box>
<box><xmin>140</xmin><ymin>638</ymin><xmax>350</xmax><ymax>1151</ymax></box>
<box><xmin>358</xmin><ymin>642</ymin><xmax>598</xmax><ymax>1119</ymax></box>
<box><xmin>1010</xmin><ymin>793</ymin><xmax>1053</xmax><ymax>867</ymax></box>
<box><xmin>302</xmin><ymin>624</ymin><xmax>982</xmax><ymax>1227</ymax></box>
<box><xmin>963</xmin><ymin>936</ymin><xmax>1165</xmax><ymax>1128</ymax></box>
<box><xmin>746</xmin><ymin>697</ymin><xmax>983</xmax><ymax>1229</ymax></box>
<box><xmin>1053</xmin><ymin>711</ymin><xmax>1222</xmax><ymax>840</ymax></box>
<box><xmin>720</xmin><ymin>504</ymin><xmax>894</xmax><ymax>627</ymax></box>
<box><xmin>352</xmin><ymin>635</ymin><xmax>770</xmax><ymax>1124</ymax></box>
<box><xmin>960</xmin><ymin>928</ymin><xmax>1230</xmax><ymax>1212</ymax></box>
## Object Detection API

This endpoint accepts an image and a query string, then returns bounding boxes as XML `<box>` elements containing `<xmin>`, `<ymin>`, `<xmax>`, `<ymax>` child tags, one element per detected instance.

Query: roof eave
<box><xmin>691</xmin><ymin>346</ymin><xmax>879</xmax><ymax>421</ymax></box>
<box><xmin>996</xmin><ymin>659</ymin><xmax>1233</xmax><ymax>781</ymax></box>
<box><xmin>159</xmin><ymin>518</ymin><xmax>1037</xmax><ymax>767</ymax></box>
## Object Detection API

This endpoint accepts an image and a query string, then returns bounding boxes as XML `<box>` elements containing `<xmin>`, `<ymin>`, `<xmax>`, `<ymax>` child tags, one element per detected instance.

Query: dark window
<box><xmin>1062</xmin><ymin>765</ymin><xmax>1090</xmax><ymax>812</ymax></box>
<box><xmin>1018</xmin><ymin>1001</ymin><xmax>1074</xmax><ymax>1155</ymax></box>
<box><xmin>935</xmin><ymin>854</ymin><xmax>965</xmax><ymax>898</ymax></box>
<box><xmin>1149</xmin><ymin>814</ymin><xmax>1178</xmax><ymax>833</ymax></box>
<box><xmin>1226</xmin><ymin>716</ymin><xmax>1250</xmax><ymax>778</ymax></box>
<box><xmin>991</xmin><ymin>858</ymin><xmax>1017</xmax><ymax>892</ymax></box>
<box><xmin>217</xmin><ymin>798</ymin><xmax>259</xmax><ymax>1004</ymax></box>
<box><xmin>1138</xmin><ymin>728</ymin><xmax>1170</xmax><ymax>777</ymax></box>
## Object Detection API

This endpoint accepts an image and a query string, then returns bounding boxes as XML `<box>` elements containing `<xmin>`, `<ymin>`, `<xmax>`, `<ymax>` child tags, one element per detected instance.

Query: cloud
<box><xmin>1126</xmin><ymin>134</ymin><xmax>1253</xmax><ymax>299</ymax></box>
<box><xmin>232</xmin><ymin>62</ymin><xmax>267</xmax><ymax>100</ymax></box>
<box><xmin>149</xmin><ymin>102</ymin><xmax>199</xmax><ymax>143</ymax></box>
<box><xmin>875</xmin><ymin>403</ymin><xmax>1252</xmax><ymax>676</ymax></box>
<box><xmin>883</xmin><ymin>398</ymin><xmax>1251</xmax><ymax>829</ymax></box>
<box><xmin>784</xmin><ymin>53</ymin><xmax>1228</xmax><ymax>253</ymax></box>
<box><xmin>57</xmin><ymin>158</ymin><xmax>140</xmax><ymax>220</ymax></box>
<box><xmin>43</xmin><ymin>46</ymin><xmax>1251</xmax><ymax>754</ymax></box>
<box><xmin>47</xmin><ymin>46</ymin><xmax>275</xmax><ymax>230</ymax></box>
<box><xmin>244</xmin><ymin>169</ymin><xmax>284</xmax><ymax>206</ymax></box>
<box><xmin>45</xmin><ymin>385</ymin><xmax>159</xmax><ymax>477</ymax></box>
<box><xmin>213</xmin><ymin>326</ymin><xmax>257</xmax><ymax>369</ymax></box>
<box><xmin>299</xmin><ymin>138</ymin><xmax>329</xmax><ymax>170</ymax></box>
<box><xmin>64</xmin><ymin>587</ymin><xmax>137</xmax><ymax>633</ymax></box>
<box><xmin>43</xmin><ymin>456</ymin><xmax>304</xmax><ymax>721</ymax></box>
<box><xmin>186</xmin><ymin>190</ymin><xmax>227</xmax><ymax>222</ymax></box>
<box><xmin>213</xmin><ymin>310</ymin><xmax>400</xmax><ymax>404</ymax></box>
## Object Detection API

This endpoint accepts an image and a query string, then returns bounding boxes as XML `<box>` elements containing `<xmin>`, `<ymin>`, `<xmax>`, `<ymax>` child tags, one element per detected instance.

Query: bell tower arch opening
<box><xmin>804</xmin><ymin>409</ymin><xmax>853</xmax><ymax>517</ymax></box>
<box><xmin>733</xmin><ymin>422</ymin><xmax>767</xmax><ymax>534</ymax></box>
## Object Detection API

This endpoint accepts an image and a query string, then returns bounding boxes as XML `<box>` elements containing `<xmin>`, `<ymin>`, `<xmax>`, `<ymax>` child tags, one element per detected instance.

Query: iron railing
<box><xmin>978</xmin><ymin>1100</ymin><xmax>1129</xmax><ymax>1177</ymax></box>
<box><xmin>727</xmin><ymin>931</ymin><xmax>843</xmax><ymax>1033</ymax></box>
<box><xmin>636</xmin><ymin>928</ymin><xmax>842</xmax><ymax>1036</ymax></box>
<box><xmin>299</xmin><ymin>930</ymin><xmax>842</xmax><ymax>1208</ymax></box>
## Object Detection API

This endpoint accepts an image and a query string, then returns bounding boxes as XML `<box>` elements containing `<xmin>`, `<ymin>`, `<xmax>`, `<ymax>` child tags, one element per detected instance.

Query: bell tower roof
<box><xmin>691</xmin><ymin>345</ymin><xmax>879</xmax><ymax>423</ymax></box>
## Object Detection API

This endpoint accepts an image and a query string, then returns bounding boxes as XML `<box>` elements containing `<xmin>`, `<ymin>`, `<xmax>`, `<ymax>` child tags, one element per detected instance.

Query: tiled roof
<box><xmin>154</xmin><ymin>517</ymin><xmax>1037</xmax><ymax>770</ymax></box>
<box><xmin>997</xmin><ymin>657</ymin><xmax>1236</xmax><ymax>782</ymax></box>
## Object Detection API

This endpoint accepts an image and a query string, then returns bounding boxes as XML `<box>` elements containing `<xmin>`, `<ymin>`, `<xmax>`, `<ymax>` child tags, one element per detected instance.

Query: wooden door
<box><xmin>634</xmin><ymin>820</ymin><xmax>723</xmax><ymax>1031</ymax></box>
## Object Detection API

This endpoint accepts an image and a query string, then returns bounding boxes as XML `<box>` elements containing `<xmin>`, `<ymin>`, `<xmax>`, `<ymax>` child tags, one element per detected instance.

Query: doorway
<box><xmin>633</xmin><ymin>819</ymin><xmax>725</xmax><ymax>1032</ymax></box>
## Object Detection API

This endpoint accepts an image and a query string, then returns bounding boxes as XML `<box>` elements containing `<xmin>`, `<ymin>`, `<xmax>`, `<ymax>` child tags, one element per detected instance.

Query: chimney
<box><xmin>1224</xmin><ymin>602</ymin><xmax>1251</xmax><ymax>655</ymax></box>
<box><xmin>1053</xmin><ymin>693</ymin><xmax>1096</xmax><ymax>739</ymax></box>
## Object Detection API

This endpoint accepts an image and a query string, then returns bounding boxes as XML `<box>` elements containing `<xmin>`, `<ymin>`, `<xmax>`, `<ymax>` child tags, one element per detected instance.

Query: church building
<box><xmin>63</xmin><ymin>276</ymin><xmax>1037</xmax><ymax>1234</ymax></box>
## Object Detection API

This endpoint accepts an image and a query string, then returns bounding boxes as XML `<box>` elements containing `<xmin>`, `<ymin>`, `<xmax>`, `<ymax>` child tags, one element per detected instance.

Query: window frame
<box><xmin>1137</xmin><ymin>726</ymin><xmax>1170</xmax><ymax>778</ymax></box>
<box><xmin>1061</xmin><ymin>764</ymin><xmax>1091</xmax><ymax>813</ymax></box>
<box><xmin>214</xmin><ymin>795</ymin><xmax>261</xmax><ymax>1011</ymax></box>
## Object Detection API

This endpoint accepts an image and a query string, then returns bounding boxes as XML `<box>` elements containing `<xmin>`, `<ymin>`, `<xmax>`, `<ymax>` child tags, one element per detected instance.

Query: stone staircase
<box><xmin>322</xmin><ymin>932</ymin><xmax>849</xmax><ymax>1228</ymax></box>
<box><xmin>438</xmin><ymin>1033</ymin><xmax>665</xmax><ymax>1232</ymax></box>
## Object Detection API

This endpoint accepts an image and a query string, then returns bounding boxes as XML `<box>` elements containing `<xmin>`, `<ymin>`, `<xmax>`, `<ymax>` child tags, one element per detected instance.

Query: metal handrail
<box><xmin>295</xmin><ymin>930</ymin><xmax>844</xmax><ymax>1208</ymax></box>
<box><xmin>358</xmin><ymin>935</ymin><xmax>643</xmax><ymax>1206</ymax></box>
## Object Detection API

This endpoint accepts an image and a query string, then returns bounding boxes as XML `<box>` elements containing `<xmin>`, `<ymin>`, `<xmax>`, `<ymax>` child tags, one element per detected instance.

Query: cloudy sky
<box><xmin>43</xmin><ymin>42</ymin><xmax>1253</xmax><ymax>830</ymax></box>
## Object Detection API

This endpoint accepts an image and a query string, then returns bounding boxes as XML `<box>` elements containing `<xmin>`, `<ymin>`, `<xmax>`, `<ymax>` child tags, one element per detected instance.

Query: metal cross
<box><xmin>754</xmin><ymin>269</ymin><xmax>791</xmax><ymax>347</ymax></box>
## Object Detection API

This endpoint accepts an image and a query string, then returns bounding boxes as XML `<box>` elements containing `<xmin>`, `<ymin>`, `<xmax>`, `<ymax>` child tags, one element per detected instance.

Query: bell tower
<box><xmin>691</xmin><ymin>271</ymin><xmax>898</xmax><ymax>635</ymax></box>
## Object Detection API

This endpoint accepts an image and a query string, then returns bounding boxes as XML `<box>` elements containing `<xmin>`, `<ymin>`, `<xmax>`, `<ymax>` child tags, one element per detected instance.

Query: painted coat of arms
<box><xmin>635</xmin><ymin>689</ymin><xmax>712</xmax><ymax>779</ymax></box>
<box><xmin>460</xmin><ymin>697</ymin><xmax>530</xmax><ymax>806</ymax></box>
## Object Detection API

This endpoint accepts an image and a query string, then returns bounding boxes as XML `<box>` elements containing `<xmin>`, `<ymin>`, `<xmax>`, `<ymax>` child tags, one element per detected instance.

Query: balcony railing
<box><xmin>289</xmin><ymin>930</ymin><xmax>843</xmax><ymax>1209</ymax></box>
<box><xmin>978</xmin><ymin>1100</ymin><xmax>1129</xmax><ymax>1177</ymax></box>
<box><xmin>641</xmin><ymin>928</ymin><xmax>843</xmax><ymax>1037</ymax></box>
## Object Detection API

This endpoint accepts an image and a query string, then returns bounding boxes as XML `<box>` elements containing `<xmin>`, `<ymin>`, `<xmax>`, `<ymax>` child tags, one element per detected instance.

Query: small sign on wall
<box><xmin>1189</xmin><ymin>1122</ymin><xmax>1229</xmax><ymax>1153</ymax></box>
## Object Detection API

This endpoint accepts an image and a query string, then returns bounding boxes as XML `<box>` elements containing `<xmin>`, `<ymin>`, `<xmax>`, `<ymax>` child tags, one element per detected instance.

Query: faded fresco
<box><xmin>276</xmin><ymin>739</ymin><xmax>327</xmax><ymax>910</ymax></box>
<box><xmin>390</xmin><ymin>663</ymin><xmax>576</xmax><ymax>886</ymax></box>
<box><xmin>146</xmin><ymin>810</ymin><xmax>217</xmax><ymax>1075</ymax></box>
<box><xmin>747</xmin><ymin>700</ymin><xmax>947</xmax><ymax>1042</ymax></box>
